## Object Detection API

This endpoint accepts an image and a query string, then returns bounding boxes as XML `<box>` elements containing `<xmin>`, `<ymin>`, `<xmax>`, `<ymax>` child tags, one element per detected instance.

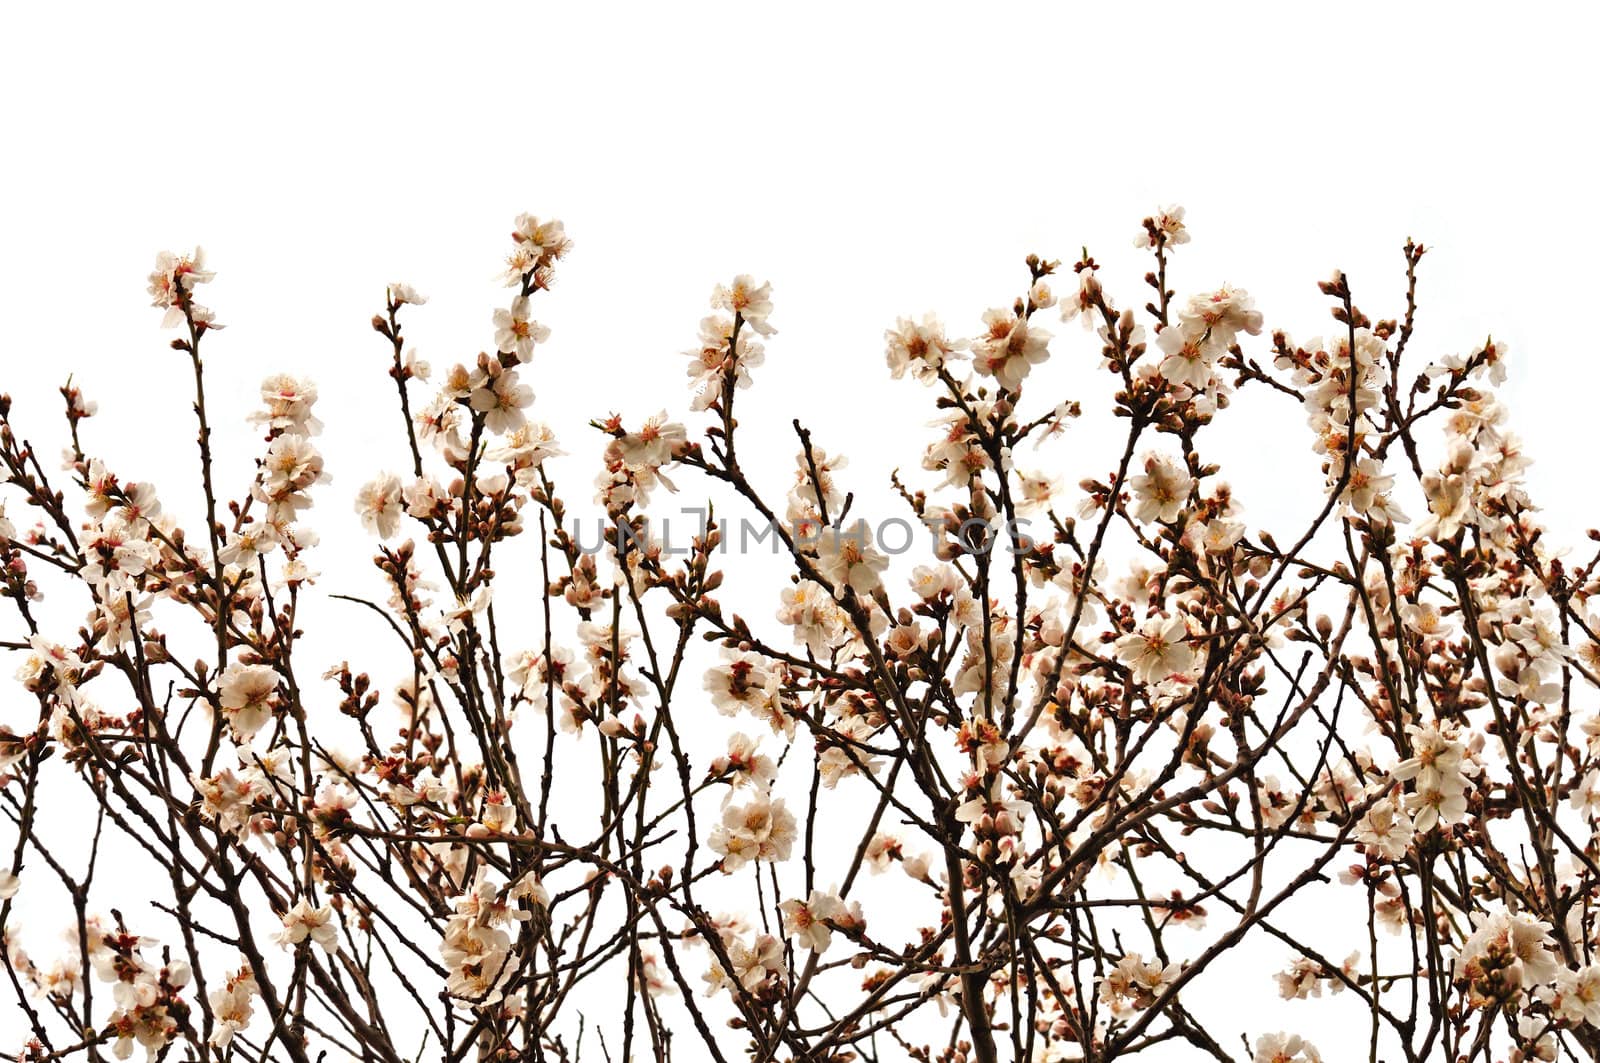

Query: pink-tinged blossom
<box><xmin>1134</xmin><ymin>205</ymin><xmax>1190</xmax><ymax>251</ymax></box>
<box><xmin>972</xmin><ymin>308</ymin><xmax>1051</xmax><ymax>390</ymax></box>
<box><xmin>814</xmin><ymin>520</ymin><xmax>888</xmax><ymax>594</ymax></box>
<box><xmin>711</xmin><ymin>275</ymin><xmax>776</xmax><ymax>336</ymax></box>
<box><xmin>493</xmin><ymin>296</ymin><xmax>549</xmax><ymax>362</ymax></box>
<box><xmin>1115</xmin><ymin>615</ymin><xmax>1194</xmax><ymax>685</ymax></box>
<box><xmin>885</xmin><ymin>313</ymin><xmax>966</xmax><ymax>383</ymax></box>
<box><xmin>1253</xmin><ymin>1032</ymin><xmax>1321</xmax><ymax>1063</ymax></box>
<box><xmin>276</xmin><ymin>900</ymin><xmax>338</xmax><ymax>954</ymax></box>
<box><xmin>356</xmin><ymin>472</ymin><xmax>405</xmax><ymax>539</ymax></box>
<box><xmin>1129</xmin><ymin>452</ymin><xmax>1192</xmax><ymax>524</ymax></box>
<box><xmin>217</xmin><ymin>662</ymin><xmax>279</xmax><ymax>740</ymax></box>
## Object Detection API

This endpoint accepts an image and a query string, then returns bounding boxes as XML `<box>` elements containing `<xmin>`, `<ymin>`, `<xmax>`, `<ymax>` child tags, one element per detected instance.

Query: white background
<box><xmin>1</xmin><ymin>2</ymin><xmax>1597</xmax><ymax>1055</ymax></box>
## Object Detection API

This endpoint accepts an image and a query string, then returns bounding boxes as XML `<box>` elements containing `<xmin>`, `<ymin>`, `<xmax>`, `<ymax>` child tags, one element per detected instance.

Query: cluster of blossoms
<box><xmin>595</xmin><ymin>410</ymin><xmax>688</xmax><ymax>515</ymax></box>
<box><xmin>777</xmin><ymin>886</ymin><xmax>862</xmax><ymax>955</ymax></box>
<box><xmin>685</xmin><ymin>275</ymin><xmax>772</xmax><ymax>409</ymax></box>
<box><xmin>147</xmin><ymin>249</ymin><xmax>217</xmax><ymax>329</ymax></box>
<box><xmin>1392</xmin><ymin>721</ymin><xmax>1479</xmax><ymax>832</ymax></box>
<box><xmin>1153</xmin><ymin>282</ymin><xmax>1263</xmax><ymax>397</ymax></box>
<box><xmin>701</xmin><ymin>926</ymin><xmax>785</xmax><ymax>1000</ymax></box>
<box><xmin>708</xmin><ymin>792</ymin><xmax>797</xmax><ymax>871</ymax></box>
<box><xmin>1097</xmin><ymin>952</ymin><xmax>1181</xmax><ymax>1018</ymax></box>
<box><xmin>5</xmin><ymin>207</ymin><xmax>1600</xmax><ymax>1063</ymax></box>
<box><xmin>205</xmin><ymin>964</ymin><xmax>259</xmax><ymax>1049</ymax></box>
<box><xmin>439</xmin><ymin>869</ymin><xmax>547</xmax><ymax>1005</ymax></box>
<box><xmin>8</xmin><ymin>916</ymin><xmax>195</xmax><ymax>1058</ymax></box>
